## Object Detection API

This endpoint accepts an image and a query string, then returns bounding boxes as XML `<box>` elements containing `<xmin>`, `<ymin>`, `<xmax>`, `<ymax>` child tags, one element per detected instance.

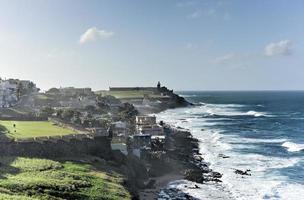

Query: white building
<box><xmin>136</xmin><ymin>115</ymin><xmax>156</xmax><ymax>125</ymax></box>
<box><xmin>0</xmin><ymin>80</ymin><xmax>18</xmax><ymax>108</ymax></box>
<box><xmin>0</xmin><ymin>79</ymin><xmax>37</xmax><ymax>108</ymax></box>
<box><xmin>135</xmin><ymin>115</ymin><xmax>164</xmax><ymax>136</ymax></box>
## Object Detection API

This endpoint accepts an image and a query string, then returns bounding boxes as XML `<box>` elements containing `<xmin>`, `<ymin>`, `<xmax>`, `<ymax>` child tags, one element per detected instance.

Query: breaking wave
<box><xmin>282</xmin><ymin>142</ymin><xmax>304</xmax><ymax>152</ymax></box>
<box><xmin>155</xmin><ymin>98</ymin><xmax>304</xmax><ymax>200</ymax></box>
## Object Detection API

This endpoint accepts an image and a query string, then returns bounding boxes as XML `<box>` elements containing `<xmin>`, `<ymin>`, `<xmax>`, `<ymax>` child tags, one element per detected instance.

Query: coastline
<box><xmin>139</xmin><ymin>172</ymin><xmax>184</xmax><ymax>199</ymax></box>
<box><xmin>134</xmin><ymin>103</ymin><xmax>223</xmax><ymax>200</ymax></box>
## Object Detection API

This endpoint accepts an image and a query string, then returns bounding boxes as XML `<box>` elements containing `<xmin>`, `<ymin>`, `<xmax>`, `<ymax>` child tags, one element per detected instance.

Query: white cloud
<box><xmin>187</xmin><ymin>10</ymin><xmax>202</xmax><ymax>19</ymax></box>
<box><xmin>214</xmin><ymin>53</ymin><xmax>236</xmax><ymax>64</ymax></box>
<box><xmin>187</xmin><ymin>8</ymin><xmax>218</xmax><ymax>19</ymax></box>
<box><xmin>176</xmin><ymin>1</ymin><xmax>197</xmax><ymax>7</ymax></box>
<box><xmin>264</xmin><ymin>40</ymin><xmax>293</xmax><ymax>56</ymax></box>
<box><xmin>79</xmin><ymin>27</ymin><xmax>114</xmax><ymax>44</ymax></box>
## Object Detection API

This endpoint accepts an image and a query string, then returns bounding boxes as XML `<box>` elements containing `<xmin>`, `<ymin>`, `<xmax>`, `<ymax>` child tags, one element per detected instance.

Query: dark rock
<box><xmin>234</xmin><ymin>169</ymin><xmax>251</xmax><ymax>176</ymax></box>
<box><xmin>218</xmin><ymin>153</ymin><xmax>230</xmax><ymax>159</ymax></box>
<box><xmin>145</xmin><ymin>179</ymin><xmax>156</xmax><ymax>188</ymax></box>
<box><xmin>184</xmin><ymin>169</ymin><xmax>204</xmax><ymax>183</ymax></box>
<box><xmin>210</xmin><ymin>171</ymin><xmax>222</xmax><ymax>179</ymax></box>
<box><xmin>112</xmin><ymin>150</ymin><xmax>126</xmax><ymax>165</ymax></box>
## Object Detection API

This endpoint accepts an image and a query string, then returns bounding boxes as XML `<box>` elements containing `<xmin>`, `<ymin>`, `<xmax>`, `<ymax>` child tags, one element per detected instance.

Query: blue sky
<box><xmin>0</xmin><ymin>0</ymin><xmax>303</xmax><ymax>90</ymax></box>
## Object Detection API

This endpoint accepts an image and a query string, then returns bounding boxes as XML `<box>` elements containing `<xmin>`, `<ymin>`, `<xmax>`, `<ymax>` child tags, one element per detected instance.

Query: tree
<box><xmin>41</xmin><ymin>106</ymin><xmax>55</xmax><ymax>116</ymax></box>
<box><xmin>61</xmin><ymin>109</ymin><xmax>75</xmax><ymax>121</ymax></box>
<box><xmin>47</xmin><ymin>88</ymin><xmax>60</xmax><ymax>94</ymax></box>
<box><xmin>85</xmin><ymin>105</ymin><xmax>96</xmax><ymax>113</ymax></box>
<box><xmin>118</xmin><ymin>103</ymin><xmax>138</xmax><ymax>123</ymax></box>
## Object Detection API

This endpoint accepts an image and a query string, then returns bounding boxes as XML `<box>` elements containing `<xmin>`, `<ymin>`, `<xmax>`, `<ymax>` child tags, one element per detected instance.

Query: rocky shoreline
<box><xmin>118</xmin><ymin>91</ymin><xmax>224</xmax><ymax>200</ymax></box>
<box><xmin>136</xmin><ymin>122</ymin><xmax>223</xmax><ymax>200</ymax></box>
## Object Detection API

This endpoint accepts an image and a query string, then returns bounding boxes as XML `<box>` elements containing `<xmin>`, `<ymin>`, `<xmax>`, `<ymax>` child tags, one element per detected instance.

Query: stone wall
<box><xmin>0</xmin><ymin>134</ymin><xmax>112</xmax><ymax>159</ymax></box>
<box><xmin>109</xmin><ymin>87</ymin><xmax>157</xmax><ymax>91</ymax></box>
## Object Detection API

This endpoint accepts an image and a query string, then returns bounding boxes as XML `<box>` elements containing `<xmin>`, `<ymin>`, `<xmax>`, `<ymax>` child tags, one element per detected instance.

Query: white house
<box><xmin>135</xmin><ymin>115</ymin><xmax>164</xmax><ymax>136</ymax></box>
<box><xmin>0</xmin><ymin>80</ymin><xmax>18</xmax><ymax>108</ymax></box>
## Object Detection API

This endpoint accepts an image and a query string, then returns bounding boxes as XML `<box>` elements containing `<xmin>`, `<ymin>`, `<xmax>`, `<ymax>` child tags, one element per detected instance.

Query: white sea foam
<box><xmin>155</xmin><ymin>104</ymin><xmax>304</xmax><ymax>200</ymax></box>
<box><xmin>282</xmin><ymin>141</ymin><xmax>304</xmax><ymax>152</ymax></box>
<box><xmin>164</xmin><ymin>180</ymin><xmax>234</xmax><ymax>199</ymax></box>
<box><xmin>198</xmin><ymin>103</ymin><xmax>269</xmax><ymax>117</ymax></box>
<box><xmin>246</xmin><ymin>110</ymin><xmax>266</xmax><ymax>117</ymax></box>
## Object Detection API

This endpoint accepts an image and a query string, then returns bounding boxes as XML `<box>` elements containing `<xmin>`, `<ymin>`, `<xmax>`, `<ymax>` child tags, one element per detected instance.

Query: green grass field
<box><xmin>0</xmin><ymin>157</ymin><xmax>131</xmax><ymax>200</ymax></box>
<box><xmin>98</xmin><ymin>90</ymin><xmax>169</xmax><ymax>99</ymax></box>
<box><xmin>0</xmin><ymin>121</ymin><xmax>77</xmax><ymax>139</ymax></box>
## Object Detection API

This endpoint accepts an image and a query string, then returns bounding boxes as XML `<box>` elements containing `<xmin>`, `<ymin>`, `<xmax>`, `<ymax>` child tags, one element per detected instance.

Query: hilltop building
<box><xmin>0</xmin><ymin>78</ymin><xmax>38</xmax><ymax>108</ymax></box>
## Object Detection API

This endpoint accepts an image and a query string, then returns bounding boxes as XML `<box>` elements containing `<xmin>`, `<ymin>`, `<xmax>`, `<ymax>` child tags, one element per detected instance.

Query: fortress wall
<box><xmin>109</xmin><ymin>87</ymin><xmax>157</xmax><ymax>91</ymax></box>
<box><xmin>0</xmin><ymin>135</ymin><xmax>112</xmax><ymax>159</ymax></box>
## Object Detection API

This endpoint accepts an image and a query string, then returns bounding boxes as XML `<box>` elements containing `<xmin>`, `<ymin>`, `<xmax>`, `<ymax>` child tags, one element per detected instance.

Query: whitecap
<box><xmin>282</xmin><ymin>141</ymin><xmax>304</xmax><ymax>152</ymax></box>
<box><xmin>245</xmin><ymin>110</ymin><xmax>266</xmax><ymax>117</ymax></box>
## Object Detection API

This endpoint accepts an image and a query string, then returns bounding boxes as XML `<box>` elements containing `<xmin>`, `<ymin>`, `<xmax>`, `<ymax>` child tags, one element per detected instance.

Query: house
<box><xmin>136</xmin><ymin>115</ymin><xmax>156</xmax><ymax>125</ymax></box>
<box><xmin>133</xmin><ymin>134</ymin><xmax>151</xmax><ymax>148</ymax></box>
<box><xmin>0</xmin><ymin>80</ymin><xmax>19</xmax><ymax>108</ymax></box>
<box><xmin>136</xmin><ymin>124</ymin><xmax>164</xmax><ymax>135</ymax></box>
<box><xmin>0</xmin><ymin>79</ymin><xmax>38</xmax><ymax>108</ymax></box>
<box><xmin>131</xmin><ymin>134</ymin><xmax>151</xmax><ymax>158</ymax></box>
<box><xmin>111</xmin><ymin>143</ymin><xmax>128</xmax><ymax>155</ymax></box>
<box><xmin>112</xmin><ymin>121</ymin><xmax>128</xmax><ymax>137</ymax></box>
<box><xmin>135</xmin><ymin>115</ymin><xmax>164</xmax><ymax>136</ymax></box>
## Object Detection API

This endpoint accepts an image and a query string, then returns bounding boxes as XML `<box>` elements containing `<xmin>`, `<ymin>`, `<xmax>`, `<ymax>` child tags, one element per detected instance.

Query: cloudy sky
<box><xmin>0</xmin><ymin>0</ymin><xmax>303</xmax><ymax>90</ymax></box>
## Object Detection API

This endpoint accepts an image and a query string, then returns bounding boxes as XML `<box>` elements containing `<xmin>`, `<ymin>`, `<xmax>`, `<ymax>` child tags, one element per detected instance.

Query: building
<box><xmin>58</xmin><ymin>87</ymin><xmax>93</xmax><ymax>96</ymax></box>
<box><xmin>136</xmin><ymin>116</ymin><xmax>156</xmax><ymax>125</ymax></box>
<box><xmin>109</xmin><ymin>87</ymin><xmax>157</xmax><ymax>92</ymax></box>
<box><xmin>133</xmin><ymin>134</ymin><xmax>151</xmax><ymax>148</ymax></box>
<box><xmin>136</xmin><ymin>124</ymin><xmax>164</xmax><ymax>135</ymax></box>
<box><xmin>132</xmin><ymin>134</ymin><xmax>152</xmax><ymax>158</ymax></box>
<box><xmin>135</xmin><ymin>115</ymin><xmax>164</xmax><ymax>136</ymax></box>
<box><xmin>112</xmin><ymin>121</ymin><xmax>128</xmax><ymax>137</ymax></box>
<box><xmin>0</xmin><ymin>79</ymin><xmax>37</xmax><ymax>108</ymax></box>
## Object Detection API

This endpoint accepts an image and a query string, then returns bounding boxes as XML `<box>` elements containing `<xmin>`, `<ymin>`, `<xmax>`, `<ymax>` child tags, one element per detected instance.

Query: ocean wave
<box><xmin>245</xmin><ymin>110</ymin><xmax>267</xmax><ymax>117</ymax></box>
<box><xmin>231</xmin><ymin>137</ymin><xmax>287</xmax><ymax>144</ymax></box>
<box><xmin>199</xmin><ymin>103</ymin><xmax>245</xmax><ymax>108</ymax></box>
<box><xmin>282</xmin><ymin>141</ymin><xmax>304</xmax><ymax>152</ymax></box>
<box><xmin>156</xmin><ymin>107</ymin><xmax>303</xmax><ymax>200</ymax></box>
<box><xmin>198</xmin><ymin>103</ymin><xmax>270</xmax><ymax>118</ymax></box>
<box><xmin>268</xmin><ymin>182</ymin><xmax>304</xmax><ymax>200</ymax></box>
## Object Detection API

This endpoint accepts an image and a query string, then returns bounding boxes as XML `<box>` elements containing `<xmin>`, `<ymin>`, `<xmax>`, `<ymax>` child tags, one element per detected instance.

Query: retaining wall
<box><xmin>0</xmin><ymin>134</ymin><xmax>112</xmax><ymax>159</ymax></box>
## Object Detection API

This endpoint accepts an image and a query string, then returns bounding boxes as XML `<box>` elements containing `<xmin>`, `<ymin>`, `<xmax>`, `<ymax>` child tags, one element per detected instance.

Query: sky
<box><xmin>0</xmin><ymin>0</ymin><xmax>303</xmax><ymax>91</ymax></box>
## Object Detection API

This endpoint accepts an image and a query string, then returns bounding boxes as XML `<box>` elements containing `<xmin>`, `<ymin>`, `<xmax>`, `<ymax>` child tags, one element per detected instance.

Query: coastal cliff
<box><xmin>0</xmin><ymin>80</ymin><xmax>201</xmax><ymax>200</ymax></box>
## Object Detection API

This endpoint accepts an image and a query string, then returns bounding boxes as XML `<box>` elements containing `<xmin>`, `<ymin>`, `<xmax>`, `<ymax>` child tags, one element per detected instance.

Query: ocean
<box><xmin>156</xmin><ymin>91</ymin><xmax>304</xmax><ymax>200</ymax></box>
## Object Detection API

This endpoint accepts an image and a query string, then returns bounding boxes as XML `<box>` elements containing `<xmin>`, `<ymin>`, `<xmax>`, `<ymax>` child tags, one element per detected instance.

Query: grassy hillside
<box><xmin>0</xmin><ymin>157</ymin><xmax>131</xmax><ymax>200</ymax></box>
<box><xmin>0</xmin><ymin>121</ymin><xmax>77</xmax><ymax>139</ymax></box>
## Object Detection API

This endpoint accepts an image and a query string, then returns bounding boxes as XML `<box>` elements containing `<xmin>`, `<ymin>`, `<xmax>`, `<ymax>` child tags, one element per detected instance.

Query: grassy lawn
<box><xmin>0</xmin><ymin>121</ymin><xmax>77</xmax><ymax>139</ymax></box>
<box><xmin>98</xmin><ymin>90</ymin><xmax>168</xmax><ymax>99</ymax></box>
<box><xmin>0</xmin><ymin>157</ymin><xmax>131</xmax><ymax>200</ymax></box>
